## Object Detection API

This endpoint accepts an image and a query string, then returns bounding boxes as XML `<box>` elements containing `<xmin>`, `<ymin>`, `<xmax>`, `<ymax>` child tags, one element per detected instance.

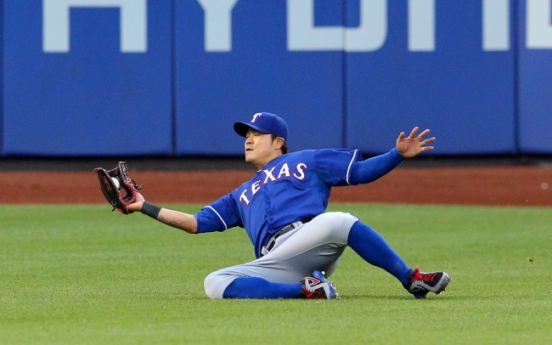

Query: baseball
<box><xmin>111</xmin><ymin>177</ymin><xmax>120</xmax><ymax>189</ymax></box>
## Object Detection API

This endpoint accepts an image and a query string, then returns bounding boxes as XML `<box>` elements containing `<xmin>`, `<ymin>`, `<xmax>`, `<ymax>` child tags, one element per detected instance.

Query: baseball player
<box><xmin>127</xmin><ymin>112</ymin><xmax>451</xmax><ymax>299</ymax></box>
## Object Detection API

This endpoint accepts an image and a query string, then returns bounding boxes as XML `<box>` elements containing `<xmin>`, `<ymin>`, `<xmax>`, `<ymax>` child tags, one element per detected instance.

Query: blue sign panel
<box><xmin>518</xmin><ymin>0</ymin><xmax>552</xmax><ymax>153</ymax></box>
<box><xmin>174</xmin><ymin>0</ymin><xmax>344</xmax><ymax>155</ymax></box>
<box><xmin>345</xmin><ymin>0</ymin><xmax>515</xmax><ymax>155</ymax></box>
<box><xmin>0</xmin><ymin>0</ymin><xmax>3</xmax><ymax>155</ymax></box>
<box><xmin>1</xmin><ymin>0</ymin><xmax>552</xmax><ymax>157</ymax></box>
<box><xmin>2</xmin><ymin>0</ymin><xmax>172</xmax><ymax>156</ymax></box>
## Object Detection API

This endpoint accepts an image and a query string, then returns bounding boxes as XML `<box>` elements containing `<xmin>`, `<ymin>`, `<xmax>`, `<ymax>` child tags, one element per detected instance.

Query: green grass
<box><xmin>1</xmin><ymin>203</ymin><xmax>551</xmax><ymax>344</ymax></box>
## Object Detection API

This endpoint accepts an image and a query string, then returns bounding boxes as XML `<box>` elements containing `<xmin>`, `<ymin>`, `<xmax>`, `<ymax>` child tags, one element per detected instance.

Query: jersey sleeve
<box><xmin>194</xmin><ymin>194</ymin><xmax>242</xmax><ymax>233</ymax></box>
<box><xmin>314</xmin><ymin>148</ymin><xmax>362</xmax><ymax>186</ymax></box>
<box><xmin>349</xmin><ymin>148</ymin><xmax>404</xmax><ymax>185</ymax></box>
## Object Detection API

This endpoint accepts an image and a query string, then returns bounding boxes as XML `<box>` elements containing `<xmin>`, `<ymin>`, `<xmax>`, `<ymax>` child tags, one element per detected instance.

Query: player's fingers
<box><xmin>421</xmin><ymin>137</ymin><xmax>436</xmax><ymax>145</ymax></box>
<box><xmin>421</xmin><ymin>146</ymin><xmax>434</xmax><ymax>152</ymax></box>
<box><xmin>408</xmin><ymin>127</ymin><xmax>419</xmax><ymax>138</ymax></box>
<box><xmin>417</xmin><ymin>128</ymin><xmax>431</xmax><ymax>140</ymax></box>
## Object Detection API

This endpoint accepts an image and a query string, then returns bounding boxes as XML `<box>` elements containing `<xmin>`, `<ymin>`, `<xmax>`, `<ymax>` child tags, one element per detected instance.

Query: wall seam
<box><xmin>0</xmin><ymin>0</ymin><xmax>4</xmax><ymax>156</ymax></box>
<box><xmin>513</xmin><ymin>0</ymin><xmax>520</xmax><ymax>154</ymax></box>
<box><xmin>342</xmin><ymin>0</ymin><xmax>348</xmax><ymax>148</ymax></box>
<box><xmin>170</xmin><ymin>0</ymin><xmax>177</xmax><ymax>156</ymax></box>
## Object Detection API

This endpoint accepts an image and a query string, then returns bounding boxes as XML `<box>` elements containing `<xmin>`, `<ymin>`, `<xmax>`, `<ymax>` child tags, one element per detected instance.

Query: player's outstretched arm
<box><xmin>396</xmin><ymin>127</ymin><xmax>435</xmax><ymax>158</ymax></box>
<box><xmin>127</xmin><ymin>193</ymin><xmax>198</xmax><ymax>233</ymax></box>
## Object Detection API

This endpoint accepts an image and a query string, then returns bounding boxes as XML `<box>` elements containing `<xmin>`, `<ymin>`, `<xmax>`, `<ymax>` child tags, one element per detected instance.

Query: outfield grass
<box><xmin>1</xmin><ymin>203</ymin><xmax>550</xmax><ymax>344</ymax></box>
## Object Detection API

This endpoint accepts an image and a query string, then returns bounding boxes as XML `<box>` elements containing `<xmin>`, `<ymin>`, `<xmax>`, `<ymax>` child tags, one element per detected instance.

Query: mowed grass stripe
<box><xmin>0</xmin><ymin>204</ymin><xmax>550</xmax><ymax>344</ymax></box>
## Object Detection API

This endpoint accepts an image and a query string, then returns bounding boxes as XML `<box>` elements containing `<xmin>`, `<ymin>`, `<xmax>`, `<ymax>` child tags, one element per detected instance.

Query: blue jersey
<box><xmin>194</xmin><ymin>148</ymin><xmax>362</xmax><ymax>258</ymax></box>
<box><xmin>194</xmin><ymin>148</ymin><xmax>385</xmax><ymax>258</ymax></box>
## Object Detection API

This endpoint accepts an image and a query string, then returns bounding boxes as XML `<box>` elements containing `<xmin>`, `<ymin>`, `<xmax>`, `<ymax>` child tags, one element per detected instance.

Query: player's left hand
<box><xmin>396</xmin><ymin>127</ymin><xmax>435</xmax><ymax>158</ymax></box>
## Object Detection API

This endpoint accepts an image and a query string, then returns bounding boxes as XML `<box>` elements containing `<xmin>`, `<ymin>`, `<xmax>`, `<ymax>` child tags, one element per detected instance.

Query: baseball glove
<box><xmin>93</xmin><ymin>161</ymin><xmax>142</xmax><ymax>214</ymax></box>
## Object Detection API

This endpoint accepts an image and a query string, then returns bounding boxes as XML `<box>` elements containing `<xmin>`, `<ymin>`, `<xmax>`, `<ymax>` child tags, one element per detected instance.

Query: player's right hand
<box><xmin>396</xmin><ymin>127</ymin><xmax>435</xmax><ymax>158</ymax></box>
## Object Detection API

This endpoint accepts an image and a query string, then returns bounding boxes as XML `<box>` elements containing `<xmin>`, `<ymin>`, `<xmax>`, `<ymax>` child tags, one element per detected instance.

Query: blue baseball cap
<box><xmin>234</xmin><ymin>112</ymin><xmax>289</xmax><ymax>142</ymax></box>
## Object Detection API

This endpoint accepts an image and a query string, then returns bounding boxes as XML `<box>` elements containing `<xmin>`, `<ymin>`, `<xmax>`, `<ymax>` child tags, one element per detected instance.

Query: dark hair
<box><xmin>271</xmin><ymin>134</ymin><xmax>289</xmax><ymax>154</ymax></box>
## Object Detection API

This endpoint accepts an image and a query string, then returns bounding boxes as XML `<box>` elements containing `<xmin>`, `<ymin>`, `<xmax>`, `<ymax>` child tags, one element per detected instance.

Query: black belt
<box><xmin>261</xmin><ymin>217</ymin><xmax>313</xmax><ymax>256</ymax></box>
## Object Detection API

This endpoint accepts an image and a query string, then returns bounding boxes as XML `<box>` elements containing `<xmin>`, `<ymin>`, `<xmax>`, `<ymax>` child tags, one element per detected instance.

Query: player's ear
<box><xmin>273</xmin><ymin>136</ymin><xmax>285</xmax><ymax>150</ymax></box>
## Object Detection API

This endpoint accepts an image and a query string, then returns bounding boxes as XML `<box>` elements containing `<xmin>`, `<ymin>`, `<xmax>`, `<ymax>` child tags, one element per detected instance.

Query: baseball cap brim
<box><xmin>233</xmin><ymin>112</ymin><xmax>288</xmax><ymax>141</ymax></box>
<box><xmin>233</xmin><ymin>122</ymin><xmax>268</xmax><ymax>137</ymax></box>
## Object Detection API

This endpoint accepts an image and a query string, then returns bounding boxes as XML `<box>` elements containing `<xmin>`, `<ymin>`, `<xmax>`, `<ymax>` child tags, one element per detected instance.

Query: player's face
<box><xmin>244</xmin><ymin>129</ymin><xmax>283</xmax><ymax>168</ymax></box>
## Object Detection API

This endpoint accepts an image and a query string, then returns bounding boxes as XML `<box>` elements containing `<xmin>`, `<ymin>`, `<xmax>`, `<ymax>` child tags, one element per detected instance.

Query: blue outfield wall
<box><xmin>0</xmin><ymin>0</ymin><xmax>551</xmax><ymax>157</ymax></box>
<box><xmin>0</xmin><ymin>0</ymin><xmax>3</xmax><ymax>156</ymax></box>
<box><xmin>174</xmin><ymin>0</ymin><xmax>345</xmax><ymax>154</ymax></box>
<box><xmin>0</xmin><ymin>0</ymin><xmax>3</xmax><ymax>155</ymax></box>
<box><xmin>346</xmin><ymin>1</ymin><xmax>515</xmax><ymax>154</ymax></box>
<box><xmin>2</xmin><ymin>0</ymin><xmax>173</xmax><ymax>156</ymax></box>
<box><xmin>518</xmin><ymin>0</ymin><xmax>552</xmax><ymax>154</ymax></box>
